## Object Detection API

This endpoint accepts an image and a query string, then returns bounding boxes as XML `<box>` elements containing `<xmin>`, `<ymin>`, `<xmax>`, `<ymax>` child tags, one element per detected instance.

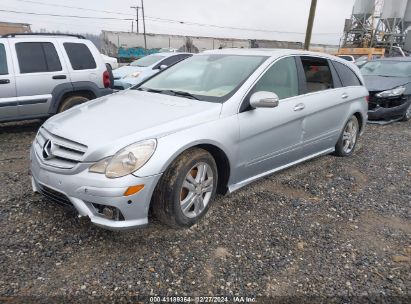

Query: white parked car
<box><xmin>112</xmin><ymin>52</ymin><xmax>192</xmax><ymax>90</ymax></box>
<box><xmin>101</xmin><ymin>54</ymin><xmax>118</xmax><ymax>70</ymax></box>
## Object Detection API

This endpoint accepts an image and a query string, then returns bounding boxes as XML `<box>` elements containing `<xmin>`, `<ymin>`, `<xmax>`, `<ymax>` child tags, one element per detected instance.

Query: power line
<box><xmin>0</xmin><ymin>6</ymin><xmax>341</xmax><ymax>36</ymax></box>
<box><xmin>10</xmin><ymin>0</ymin><xmax>135</xmax><ymax>16</ymax></box>
<box><xmin>0</xmin><ymin>9</ymin><xmax>133</xmax><ymax>20</ymax></box>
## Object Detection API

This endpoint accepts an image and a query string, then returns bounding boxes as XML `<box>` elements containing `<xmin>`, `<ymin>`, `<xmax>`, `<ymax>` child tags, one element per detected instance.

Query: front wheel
<box><xmin>334</xmin><ymin>116</ymin><xmax>359</xmax><ymax>157</ymax></box>
<box><xmin>152</xmin><ymin>148</ymin><xmax>218</xmax><ymax>228</ymax></box>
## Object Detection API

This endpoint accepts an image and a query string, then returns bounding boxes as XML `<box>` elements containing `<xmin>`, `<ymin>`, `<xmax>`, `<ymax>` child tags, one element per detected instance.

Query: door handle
<box><xmin>0</xmin><ymin>79</ymin><xmax>10</xmax><ymax>84</ymax></box>
<box><xmin>52</xmin><ymin>75</ymin><xmax>67</xmax><ymax>80</ymax></box>
<box><xmin>294</xmin><ymin>103</ymin><xmax>305</xmax><ymax>111</ymax></box>
<box><xmin>342</xmin><ymin>93</ymin><xmax>349</xmax><ymax>99</ymax></box>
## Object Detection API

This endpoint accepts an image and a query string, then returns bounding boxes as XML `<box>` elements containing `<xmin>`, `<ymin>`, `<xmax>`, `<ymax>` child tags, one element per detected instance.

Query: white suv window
<box><xmin>15</xmin><ymin>42</ymin><xmax>62</xmax><ymax>74</ymax></box>
<box><xmin>0</xmin><ymin>43</ymin><xmax>7</xmax><ymax>75</ymax></box>
<box><xmin>63</xmin><ymin>43</ymin><xmax>96</xmax><ymax>70</ymax></box>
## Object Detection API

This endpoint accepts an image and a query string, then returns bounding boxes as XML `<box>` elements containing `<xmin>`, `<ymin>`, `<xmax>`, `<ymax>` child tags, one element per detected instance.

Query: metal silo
<box><xmin>381</xmin><ymin>0</ymin><xmax>408</xmax><ymax>19</ymax></box>
<box><xmin>404</xmin><ymin>0</ymin><xmax>411</xmax><ymax>28</ymax></box>
<box><xmin>353</xmin><ymin>0</ymin><xmax>375</xmax><ymax>18</ymax></box>
<box><xmin>372</xmin><ymin>0</ymin><xmax>408</xmax><ymax>55</ymax></box>
<box><xmin>342</xmin><ymin>0</ymin><xmax>376</xmax><ymax>48</ymax></box>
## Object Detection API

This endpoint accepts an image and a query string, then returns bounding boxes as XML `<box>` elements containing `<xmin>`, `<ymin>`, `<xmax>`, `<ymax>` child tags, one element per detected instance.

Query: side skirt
<box><xmin>228</xmin><ymin>147</ymin><xmax>335</xmax><ymax>193</ymax></box>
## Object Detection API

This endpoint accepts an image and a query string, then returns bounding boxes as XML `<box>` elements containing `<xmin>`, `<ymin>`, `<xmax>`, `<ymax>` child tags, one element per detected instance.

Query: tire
<box><xmin>152</xmin><ymin>148</ymin><xmax>218</xmax><ymax>228</ymax></box>
<box><xmin>402</xmin><ymin>103</ymin><xmax>411</xmax><ymax>121</ymax></box>
<box><xmin>58</xmin><ymin>96</ymin><xmax>89</xmax><ymax>113</ymax></box>
<box><xmin>334</xmin><ymin>115</ymin><xmax>359</xmax><ymax>157</ymax></box>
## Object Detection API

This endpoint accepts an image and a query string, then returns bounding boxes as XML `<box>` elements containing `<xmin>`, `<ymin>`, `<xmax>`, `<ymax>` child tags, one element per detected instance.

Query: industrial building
<box><xmin>0</xmin><ymin>21</ymin><xmax>31</xmax><ymax>35</ymax></box>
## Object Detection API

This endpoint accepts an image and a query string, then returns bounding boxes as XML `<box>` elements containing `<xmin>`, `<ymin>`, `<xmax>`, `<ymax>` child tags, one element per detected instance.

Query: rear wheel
<box><xmin>58</xmin><ymin>95</ymin><xmax>89</xmax><ymax>113</ymax></box>
<box><xmin>334</xmin><ymin>116</ymin><xmax>359</xmax><ymax>157</ymax></box>
<box><xmin>152</xmin><ymin>148</ymin><xmax>218</xmax><ymax>228</ymax></box>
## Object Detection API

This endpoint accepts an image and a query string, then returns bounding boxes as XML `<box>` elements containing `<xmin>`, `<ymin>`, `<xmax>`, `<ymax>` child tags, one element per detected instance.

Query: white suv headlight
<box><xmin>375</xmin><ymin>86</ymin><xmax>405</xmax><ymax>98</ymax></box>
<box><xmin>89</xmin><ymin>139</ymin><xmax>157</xmax><ymax>178</ymax></box>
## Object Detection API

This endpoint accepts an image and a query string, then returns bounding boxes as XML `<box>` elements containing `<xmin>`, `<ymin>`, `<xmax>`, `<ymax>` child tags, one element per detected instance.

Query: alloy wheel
<box><xmin>180</xmin><ymin>162</ymin><xmax>214</xmax><ymax>218</ymax></box>
<box><xmin>342</xmin><ymin>118</ymin><xmax>359</xmax><ymax>154</ymax></box>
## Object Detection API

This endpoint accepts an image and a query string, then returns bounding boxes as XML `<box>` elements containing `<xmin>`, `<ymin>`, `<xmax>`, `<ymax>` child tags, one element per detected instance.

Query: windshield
<box><xmin>130</xmin><ymin>55</ymin><xmax>166</xmax><ymax>67</ymax></box>
<box><xmin>135</xmin><ymin>54</ymin><xmax>268</xmax><ymax>102</ymax></box>
<box><xmin>360</xmin><ymin>61</ymin><xmax>411</xmax><ymax>77</ymax></box>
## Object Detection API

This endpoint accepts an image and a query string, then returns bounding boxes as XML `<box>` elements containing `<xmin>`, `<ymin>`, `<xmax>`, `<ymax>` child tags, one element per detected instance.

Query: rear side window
<box><xmin>333</xmin><ymin>61</ymin><xmax>362</xmax><ymax>87</ymax></box>
<box><xmin>0</xmin><ymin>43</ymin><xmax>8</xmax><ymax>75</ymax></box>
<box><xmin>64</xmin><ymin>43</ymin><xmax>96</xmax><ymax>70</ymax></box>
<box><xmin>301</xmin><ymin>56</ymin><xmax>334</xmax><ymax>93</ymax></box>
<box><xmin>155</xmin><ymin>54</ymin><xmax>192</xmax><ymax>69</ymax></box>
<box><xmin>16</xmin><ymin>42</ymin><xmax>62</xmax><ymax>73</ymax></box>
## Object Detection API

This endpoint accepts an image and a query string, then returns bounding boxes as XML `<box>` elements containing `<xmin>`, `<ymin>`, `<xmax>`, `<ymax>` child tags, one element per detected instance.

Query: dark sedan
<box><xmin>360</xmin><ymin>57</ymin><xmax>411</xmax><ymax>123</ymax></box>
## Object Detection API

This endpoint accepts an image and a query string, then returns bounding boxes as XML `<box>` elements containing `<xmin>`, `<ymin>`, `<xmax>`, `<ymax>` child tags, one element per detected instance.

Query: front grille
<box><xmin>38</xmin><ymin>184</ymin><xmax>74</xmax><ymax>209</ymax></box>
<box><xmin>34</xmin><ymin>127</ymin><xmax>87</xmax><ymax>169</ymax></box>
<box><xmin>368</xmin><ymin>92</ymin><xmax>406</xmax><ymax>110</ymax></box>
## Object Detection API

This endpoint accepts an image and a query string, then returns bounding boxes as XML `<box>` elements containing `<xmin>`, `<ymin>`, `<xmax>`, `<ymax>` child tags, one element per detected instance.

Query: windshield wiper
<box><xmin>135</xmin><ymin>87</ymin><xmax>162</xmax><ymax>93</ymax></box>
<box><xmin>136</xmin><ymin>87</ymin><xmax>201</xmax><ymax>100</ymax></box>
<box><xmin>163</xmin><ymin>90</ymin><xmax>201</xmax><ymax>100</ymax></box>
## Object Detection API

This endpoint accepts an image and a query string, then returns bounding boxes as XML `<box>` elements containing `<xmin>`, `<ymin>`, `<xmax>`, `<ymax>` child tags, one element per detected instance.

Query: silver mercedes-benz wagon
<box><xmin>30</xmin><ymin>49</ymin><xmax>368</xmax><ymax>230</ymax></box>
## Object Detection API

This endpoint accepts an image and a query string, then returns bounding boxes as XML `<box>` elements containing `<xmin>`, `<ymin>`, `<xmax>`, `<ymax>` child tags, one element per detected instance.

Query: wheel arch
<box><xmin>49</xmin><ymin>82</ymin><xmax>102</xmax><ymax>114</ymax></box>
<box><xmin>154</xmin><ymin>141</ymin><xmax>232</xmax><ymax>195</ymax></box>
<box><xmin>353</xmin><ymin>111</ymin><xmax>365</xmax><ymax>134</ymax></box>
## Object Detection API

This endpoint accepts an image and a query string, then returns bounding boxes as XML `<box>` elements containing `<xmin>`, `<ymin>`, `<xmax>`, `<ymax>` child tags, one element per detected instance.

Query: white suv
<box><xmin>0</xmin><ymin>33</ymin><xmax>113</xmax><ymax>123</ymax></box>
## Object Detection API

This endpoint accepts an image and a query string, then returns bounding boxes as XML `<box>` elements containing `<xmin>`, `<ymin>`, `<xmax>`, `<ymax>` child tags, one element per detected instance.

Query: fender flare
<box><xmin>48</xmin><ymin>81</ymin><xmax>103</xmax><ymax>114</ymax></box>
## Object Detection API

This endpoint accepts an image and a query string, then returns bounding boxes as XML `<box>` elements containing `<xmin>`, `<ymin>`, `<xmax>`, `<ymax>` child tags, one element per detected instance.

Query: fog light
<box><xmin>124</xmin><ymin>184</ymin><xmax>144</xmax><ymax>196</ymax></box>
<box><xmin>103</xmin><ymin>207</ymin><xmax>115</xmax><ymax>219</ymax></box>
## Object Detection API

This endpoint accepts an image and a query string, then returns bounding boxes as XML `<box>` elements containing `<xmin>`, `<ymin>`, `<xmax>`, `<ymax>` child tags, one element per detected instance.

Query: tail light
<box><xmin>365</xmin><ymin>95</ymin><xmax>369</xmax><ymax>103</ymax></box>
<box><xmin>103</xmin><ymin>70</ymin><xmax>111</xmax><ymax>88</ymax></box>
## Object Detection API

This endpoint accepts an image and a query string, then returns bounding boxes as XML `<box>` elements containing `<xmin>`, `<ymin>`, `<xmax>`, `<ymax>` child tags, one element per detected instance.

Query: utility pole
<box><xmin>130</xmin><ymin>5</ymin><xmax>140</xmax><ymax>33</ymax></box>
<box><xmin>304</xmin><ymin>0</ymin><xmax>317</xmax><ymax>50</ymax></box>
<box><xmin>141</xmin><ymin>0</ymin><xmax>147</xmax><ymax>49</ymax></box>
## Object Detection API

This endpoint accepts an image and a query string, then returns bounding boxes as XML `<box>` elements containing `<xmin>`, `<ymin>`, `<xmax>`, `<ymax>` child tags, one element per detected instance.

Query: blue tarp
<box><xmin>118</xmin><ymin>47</ymin><xmax>160</xmax><ymax>59</ymax></box>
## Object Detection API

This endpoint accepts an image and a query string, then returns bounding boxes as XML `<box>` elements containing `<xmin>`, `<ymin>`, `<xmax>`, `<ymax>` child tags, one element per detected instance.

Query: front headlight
<box><xmin>375</xmin><ymin>86</ymin><xmax>406</xmax><ymax>98</ymax></box>
<box><xmin>124</xmin><ymin>71</ymin><xmax>141</xmax><ymax>78</ymax></box>
<box><xmin>89</xmin><ymin>139</ymin><xmax>157</xmax><ymax>178</ymax></box>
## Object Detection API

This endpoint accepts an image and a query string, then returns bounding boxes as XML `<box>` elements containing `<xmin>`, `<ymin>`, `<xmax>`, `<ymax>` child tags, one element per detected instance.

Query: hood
<box><xmin>363</xmin><ymin>75</ymin><xmax>410</xmax><ymax>92</ymax></box>
<box><xmin>113</xmin><ymin>65</ymin><xmax>147</xmax><ymax>78</ymax></box>
<box><xmin>44</xmin><ymin>90</ymin><xmax>222</xmax><ymax>161</ymax></box>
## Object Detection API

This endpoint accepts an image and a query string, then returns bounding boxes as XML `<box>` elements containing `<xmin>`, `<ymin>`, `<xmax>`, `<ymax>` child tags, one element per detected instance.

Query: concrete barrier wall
<box><xmin>101</xmin><ymin>31</ymin><xmax>304</xmax><ymax>58</ymax></box>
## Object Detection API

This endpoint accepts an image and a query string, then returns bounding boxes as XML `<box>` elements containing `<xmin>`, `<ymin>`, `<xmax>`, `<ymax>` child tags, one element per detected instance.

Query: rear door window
<box><xmin>155</xmin><ymin>54</ymin><xmax>192</xmax><ymax>68</ymax></box>
<box><xmin>16</xmin><ymin>42</ymin><xmax>62</xmax><ymax>73</ymax></box>
<box><xmin>0</xmin><ymin>43</ymin><xmax>8</xmax><ymax>75</ymax></box>
<box><xmin>63</xmin><ymin>42</ymin><xmax>96</xmax><ymax>70</ymax></box>
<box><xmin>300</xmin><ymin>56</ymin><xmax>334</xmax><ymax>93</ymax></box>
<box><xmin>333</xmin><ymin>61</ymin><xmax>362</xmax><ymax>86</ymax></box>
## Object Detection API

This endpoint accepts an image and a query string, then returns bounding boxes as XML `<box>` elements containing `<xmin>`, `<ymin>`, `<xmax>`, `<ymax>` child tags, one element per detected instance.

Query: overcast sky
<box><xmin>1</xmin><ymin>0</ymin><xmax>355</xmax><ymax>45</ymax></box>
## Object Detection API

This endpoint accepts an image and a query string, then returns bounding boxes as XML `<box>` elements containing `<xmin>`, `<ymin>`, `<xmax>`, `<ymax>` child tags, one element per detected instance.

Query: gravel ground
<box><xmin>0</xmin><ymin>120</ymin><xmax>410</xmax><ymax>302</ymax></box>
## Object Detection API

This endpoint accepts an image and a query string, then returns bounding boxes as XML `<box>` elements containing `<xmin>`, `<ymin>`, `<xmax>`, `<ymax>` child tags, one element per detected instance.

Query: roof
<box><xmin>150</xmin><ymin>52</ymin><xmax>192</xmax><ymax>57</ymax></box>
<box><xmin>370</xmin><ymin>56</ymin><xmax>411</xmax><ymax>62</ymax></box>
<box><xmin>202</xmin><ymin>48</ymin><xmax>342</xmax><ymax>60</ymax></box>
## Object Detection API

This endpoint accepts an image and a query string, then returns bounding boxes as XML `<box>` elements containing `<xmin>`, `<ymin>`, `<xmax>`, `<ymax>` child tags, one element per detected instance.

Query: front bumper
<box><xmin>30</xmin><ymin>145</ymin><xmax>162</xmax><ymax>230</ymax></box>
<box><xmin>368</xmin><ymin>98</ymin><xmax>411</xmax><ymax>121</ymax></box>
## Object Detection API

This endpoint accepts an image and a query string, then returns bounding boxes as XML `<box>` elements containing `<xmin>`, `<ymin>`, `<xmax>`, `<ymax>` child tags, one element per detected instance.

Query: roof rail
<box><xmin>1</xmin><ymin>33</ymin><xmax>86</xmax><ymax>39</ymax></box>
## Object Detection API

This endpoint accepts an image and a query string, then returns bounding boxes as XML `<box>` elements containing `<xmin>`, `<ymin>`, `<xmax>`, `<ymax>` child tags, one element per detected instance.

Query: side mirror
<box><xmin>159</xmin><ymin>64</ymin><xmax>168</xmax><ymax>70</ymax></box>
<box><xmin>249</xmin><ymin>91</ymin><xmax>279</xmax><ymax>108</ymax></box>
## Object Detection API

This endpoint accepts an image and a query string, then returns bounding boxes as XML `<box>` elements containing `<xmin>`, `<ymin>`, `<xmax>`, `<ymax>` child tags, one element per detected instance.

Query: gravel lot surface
<box><xmin>0</xmin><ymin>120</ymin><xmax>410</xmax><ymax>302</ymax></box>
